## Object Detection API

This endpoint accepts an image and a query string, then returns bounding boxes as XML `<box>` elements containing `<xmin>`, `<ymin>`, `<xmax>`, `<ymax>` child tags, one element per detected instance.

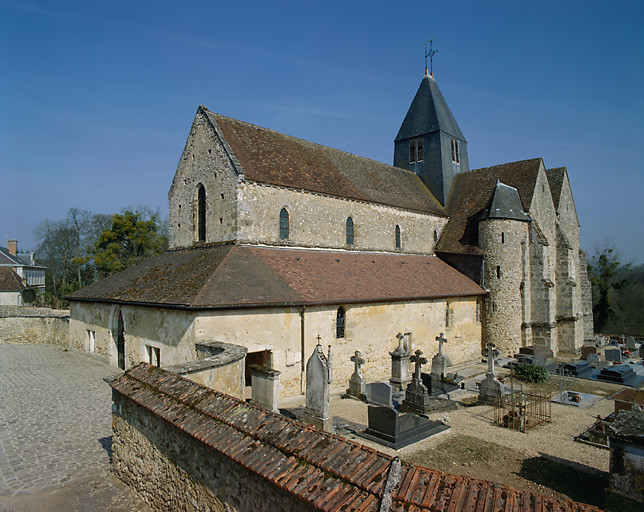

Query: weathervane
<box><xmin>425</xmin><ymin>39</ymin><xmax>438</xmax><ymax>77</ymax></box>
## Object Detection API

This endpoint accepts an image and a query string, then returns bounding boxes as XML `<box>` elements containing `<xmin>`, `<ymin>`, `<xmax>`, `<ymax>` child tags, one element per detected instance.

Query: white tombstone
<box><xmin>302</xmin><ymin>338</ymin><xmax>334</xmax><ymax>432</ymax></box>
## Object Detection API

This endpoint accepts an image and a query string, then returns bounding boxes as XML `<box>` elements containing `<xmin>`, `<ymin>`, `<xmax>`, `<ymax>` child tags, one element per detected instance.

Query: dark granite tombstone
<box><xmin>605</xmin><ymin>347</ymin><xmax>623</xmax><ymax>363</ymax></box>
<box><xmin>366</xmin><ymin>382</ymin><xmax>395</xmax><ymax>407</ymax></box>
<box><xmin>626</xmin><ymin>337</ymin><xmax>637</xmax><ymax>350</ymax></box>
<box><xmin>581</xmin><ymin>346</ymin><xmax>598</xmax><ymax>360</ymax></box>
<box><xmin>519</xmin><ymin>346</ymin><xmax>554</xmax><ymax>359</ymax></box>
<box><xmin>587</xmin><ymin>353</ymin><xmax>601</xmax><ymax>364</ymax></box>
<box><xmin>420</xmin><ymin>373</ymin><xmax>459</xmax><ymax>396</ymax></box>
<box><xmin>598</xmin><ymin>365</ymin><xmax>637</xmax><ymax>385</ymax></box>
<box><xmin>559</xmin><ymin>361</ymin><xmax>594</xmax><ymax>379</ymax></box>
<box><xmin>358</xmin><ymin>405</ymin><xmax>450</xmax><ymax>449</ymax></box>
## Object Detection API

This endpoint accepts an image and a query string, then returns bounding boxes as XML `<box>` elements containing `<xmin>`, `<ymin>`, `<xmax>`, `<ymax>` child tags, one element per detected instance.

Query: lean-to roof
<box><xmin>436</xmin><ymin>158</ymin><xmax>542</xmax><ymax>255</ymax></box>
<box><xmin>202</xmin><ymin>109</ymin><xmax>445</xmax><ymax>217</ymax></box>
<box><xmin>67</xmin><ymin>244</ymin><xmax>484</xmax><ymax>308</ymax></box>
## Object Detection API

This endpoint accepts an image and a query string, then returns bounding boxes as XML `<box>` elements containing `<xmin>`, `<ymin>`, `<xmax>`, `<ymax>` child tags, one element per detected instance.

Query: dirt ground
<box><xmin>318</xmin><ymin>371</ymin><xmax>628</xmax><ymax>510</ymax></box>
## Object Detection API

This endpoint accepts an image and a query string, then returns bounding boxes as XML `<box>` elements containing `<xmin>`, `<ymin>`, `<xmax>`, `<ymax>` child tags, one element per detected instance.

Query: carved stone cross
<box><xmin>396</xmin><ymin>332</ymin><xmax>404</xmax><ymax>350</ymax></box>
<box><xmin>410</xmin><ymin>349</ymin><xmax>427</xmax><ymax>382</ymax></box>
<box><xmin>485</xmin><ymin>342</ymin><xmax>499</xmax><ymax>375</ymax></box>
<box><xmin>436</xmin><ymin>333</ymin><xmax>448</xmax><ymax>355</ymax></box>
<box><xmin>351</xmin><ymin>350</ymin><xmax>365</xmax><ymax>376</ymax></box>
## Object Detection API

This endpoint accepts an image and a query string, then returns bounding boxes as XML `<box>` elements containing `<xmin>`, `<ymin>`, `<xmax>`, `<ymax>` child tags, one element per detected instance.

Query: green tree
<box><xmin>94</xmin><ymin>209</ymin><xmax>168</xmax><ymax>278</ymax></box>
<box><xmin>589</xmin><ymin>245</ymin><xmax>630</xmax><ymax>334</ymax></box>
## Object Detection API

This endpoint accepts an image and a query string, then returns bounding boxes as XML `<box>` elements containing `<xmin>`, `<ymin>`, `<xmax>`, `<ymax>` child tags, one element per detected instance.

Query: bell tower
<box><xmin>394</xmin><ymin>72</ymin><xmax>468</xmax><ymax>205</ymax></box>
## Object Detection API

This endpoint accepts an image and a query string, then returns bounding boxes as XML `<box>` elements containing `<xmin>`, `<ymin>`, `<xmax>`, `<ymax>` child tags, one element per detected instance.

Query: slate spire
<box><xmin>394</xmin><ymin>74</ymin><xmax>468</xmax><ymax>206</ymax></box>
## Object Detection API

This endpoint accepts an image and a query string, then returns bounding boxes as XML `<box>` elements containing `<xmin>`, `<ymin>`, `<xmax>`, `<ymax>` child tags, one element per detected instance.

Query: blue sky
<box><xmin>1</xmin><ymin>1</ymin><xmax>643</xmax><ymax>262</ymax></box>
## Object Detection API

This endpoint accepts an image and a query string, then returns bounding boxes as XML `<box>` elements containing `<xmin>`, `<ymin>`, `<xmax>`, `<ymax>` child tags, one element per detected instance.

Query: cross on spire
<box><xmin>425</xmin><ymin>39</ymin><xmax>438</xmax><ymax>77</ymax></box>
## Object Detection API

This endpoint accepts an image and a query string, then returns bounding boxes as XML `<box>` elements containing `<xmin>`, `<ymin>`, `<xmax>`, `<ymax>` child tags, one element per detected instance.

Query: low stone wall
<box><xmin>0</xmin><ymin>306</ymin><xmax>69</xmax><ymax>347</ymax></box>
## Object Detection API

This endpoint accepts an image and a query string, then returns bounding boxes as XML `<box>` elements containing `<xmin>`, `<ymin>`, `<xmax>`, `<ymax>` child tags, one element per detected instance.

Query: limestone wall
<box><xmin>169</xmin><ymin>110</ymin><xmax>239</xmax><ymax>249</ymax></box>
<box><xmin>0</xmin><ymin>291</ymin><xmax>22</xmax><ymax>306</ymax></box>
<box><xmin>112</xmin><ymin>397</ymin><xmax>311</xmax><ymax>512</ymax></box>
<box><xmin>0</xmin><ymin>306</ymin><xmax>69</xmax><ymax>346</ymax></box>
<box><xmin>236</xmin><ymin>181</ymin><xmax>447</xmax><ymax>254</ymax></box>
<box><xmin>479</xmin><ymin>219</ymin><xmax>529</xmax><ymax>355</ymax></box>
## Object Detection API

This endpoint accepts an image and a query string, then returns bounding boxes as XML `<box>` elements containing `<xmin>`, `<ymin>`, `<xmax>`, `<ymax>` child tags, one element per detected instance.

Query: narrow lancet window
<box><xmin>346</xmin><ymin>217</ymin><xmax>354</xmax><ymax>245</ymax></box>
<box><xmin>336</xmin><ymin>306</ymin><xmax>345</xmax><ymax>339</ymax></box>
<box><xmin>395</xmin><ymin>225</ymin><xmax>401</xmax><ymax>249</ymax></box>
<box><xmin>279</xmin><ymin>208</ymin><xmax>289</xmax><ymax>240</ymax></box>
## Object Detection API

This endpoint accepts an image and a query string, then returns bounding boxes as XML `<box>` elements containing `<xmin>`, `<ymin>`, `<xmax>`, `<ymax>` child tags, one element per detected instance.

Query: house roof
<box><xmin>436</xmin><ymin>158</ymin><xmax>542</xmax><ymax>255</ymax></box>
<box><xmin>109</xmin><ymin>364</ymin><xmax>602</xmax><ymax>512</ymax></box>
<box><xmin>0</xmin><ymin>267</ymin><xmax>27</xmax><ymax>292</ymax></box>
<box><xmin>394</xmin><ymin>74</ymin><xmax>465</xmax><ymax>142</ymax></box>
<box><xmin>202</xmin><ymin>109</ymin><xmax>446</xmax><ymax>217</ymax></box>
<box><xmin>67</xmin><ymin>244</ymin><xmax>485</xmax><ymax>308</ymax></box>
<box><xmin>0</xmin><ymin>247</ymin><xmax>45</xmax><ymax>269</ymax></box>
<box><xmin>546</xmin><ymin>167</ymin><xmax>566</xmax><ymax>211</ymax></box>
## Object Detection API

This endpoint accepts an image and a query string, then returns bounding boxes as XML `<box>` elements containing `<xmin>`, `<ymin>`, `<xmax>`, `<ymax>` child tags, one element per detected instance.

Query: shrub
<box><xmin>513</xmin><ymin>363</ymin><xmax>549</xmax><ymax>383</ymax></box>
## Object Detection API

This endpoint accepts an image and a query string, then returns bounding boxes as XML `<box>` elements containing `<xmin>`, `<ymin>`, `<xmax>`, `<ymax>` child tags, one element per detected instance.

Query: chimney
<box><xmin>7</xmin><ymin>239</ymin><xmax>17</xmax><ymax>256</ymax></box>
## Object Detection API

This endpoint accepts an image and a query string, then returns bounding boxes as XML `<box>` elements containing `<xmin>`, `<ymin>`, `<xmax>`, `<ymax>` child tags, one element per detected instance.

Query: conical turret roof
<box><xmin>395</xmin><ymin>74</ymin><xmax>465</xmax><ymax>142</ymax></box>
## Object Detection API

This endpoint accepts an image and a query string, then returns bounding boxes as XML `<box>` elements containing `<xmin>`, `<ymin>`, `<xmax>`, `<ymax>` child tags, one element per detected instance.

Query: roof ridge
<box><xmin>466</xmin><ymin>157</ymin><xmax>543</xmax><ymax>175</ymax></box>
<box><xmin>203</xmin><ymin>108</ymin><xmax>421</xmax><ymax>178</ymax></box>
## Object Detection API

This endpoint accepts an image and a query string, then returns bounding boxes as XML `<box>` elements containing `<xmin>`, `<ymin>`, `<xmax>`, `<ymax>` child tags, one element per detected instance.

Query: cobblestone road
<box><xmin>0</xmin><ymin>343</ymin><xmax>119</xmax><ymax>497</ymax></box>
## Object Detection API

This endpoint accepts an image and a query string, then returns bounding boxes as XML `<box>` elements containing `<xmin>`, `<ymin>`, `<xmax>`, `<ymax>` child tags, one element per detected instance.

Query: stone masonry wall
<box><xmin>236</xmin><ymin>181</ymin><xmax>448</xmax><ymax>255</ymax></box>
<box><xmin>0</xmin><ymin>306</ymin><xmax>69</xmax><ymax>347</ymax></box>
<box><xmin>112</xmin><ymin>396</ymin><xmax>313</xmax><ymax>512</ymax></box>
<box><xmin>169</xmin><ymin>110</ymin><xmax>239</xmax><ymax>249</ymax></box>
<box><xmin>479</xmin><ymin>219</ymin><xmax>529</xmax><ymax>356</ymax></box>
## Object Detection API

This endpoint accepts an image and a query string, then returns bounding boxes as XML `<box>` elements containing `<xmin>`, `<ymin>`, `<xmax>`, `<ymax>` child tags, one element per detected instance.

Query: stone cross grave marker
<box><xmin>390</xmin><ymin>332</ymin><xmax>411</xmax><ymax>392</ymax></box>
<box><xmin>401</xmin><ymin>349</ymin><xmax>431</xmax><ymax>413</ymax></box>
<box><xmin>302</xmin><ymin>336</ymin><xmax>334</xmax><ymax>432</ymax></box>
<box><xmin>479</xmin><ymin>342</ymin><xmax>506</xmax><ymax>404</ymax></box>
<box><xmin>484</xmin><ymin>342</ymin><xmax>499</xmax><ymax>376</ymax></box>
<box><xmin>431</xmin><ymin>333</ymin><xmax>450</xmax><ymax>381</ymax></box>
<box><xmin>346</xmin><ymin>350</ymin><xmax>366</xmax><ymax>400</ymax></box>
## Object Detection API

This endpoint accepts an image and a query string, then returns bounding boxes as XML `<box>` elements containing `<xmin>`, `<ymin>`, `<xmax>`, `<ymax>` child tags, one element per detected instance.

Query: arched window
<box><xmin>279</xmin><ymin>208</ymin><xmax>289</xmax><ymax>239</ymax></box>
<box><xmin>346</xmin><ymin>217</ymin><xmax>354</xmax><ymax>245</ymax></box>
<box><xmin>336</xmin><ymin>306</ymin><xmax>345</xmax><ymax>339</ymax></box>
<box><xmin>194</xmin><ymin>184</ymin><xmax>206</xmax><ymax>242</ymax></box>
<box><xmin>445</xmin><ymin>302</ymin><xmax>450</xmax><ymax>328</ymax></box>
<box><xmin>395</xmin><ymin>225</ymin><xmax>401</xmax><ymax>249</ymax></box>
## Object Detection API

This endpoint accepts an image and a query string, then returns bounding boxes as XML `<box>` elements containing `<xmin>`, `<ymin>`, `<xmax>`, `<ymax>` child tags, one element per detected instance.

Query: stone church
<box><xmin>68</xmin><ymin>71</ymin><xmax>593</xmax><ymax>398</ymax></box>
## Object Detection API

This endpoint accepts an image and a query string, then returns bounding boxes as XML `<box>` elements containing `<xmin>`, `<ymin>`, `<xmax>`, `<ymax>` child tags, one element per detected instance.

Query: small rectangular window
<box><xmin>146</xmin><ymin>345</ymin><xmax>160</xmax><ymax>366</ymax></box>
<box><xmin>416</xmin><ymin>138</ymin><xmax>423</xmax><ymax>162</ymax></box>
<box><xmin>496</xmin><ymin>266</ymin><xmax>501</xmax><ymax>279</ymax></box>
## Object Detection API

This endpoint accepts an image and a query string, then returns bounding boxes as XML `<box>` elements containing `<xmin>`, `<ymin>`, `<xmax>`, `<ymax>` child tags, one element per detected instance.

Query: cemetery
<box><xmin>265</xmin><ymin>330</ymin><xmax>644</xmax><ymax>508</ymax></box>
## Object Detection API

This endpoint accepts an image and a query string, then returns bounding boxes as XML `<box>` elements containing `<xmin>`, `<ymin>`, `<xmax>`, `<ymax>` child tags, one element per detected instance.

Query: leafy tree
<box><xmin>94</xmin><ymin>208</ymin><xmax>168</xmax><ymax>278</ymax></box>
<box><xmin>588</xmin><ymin>245</ymin><xmax>630</xmax><ymax>334</ymax></box>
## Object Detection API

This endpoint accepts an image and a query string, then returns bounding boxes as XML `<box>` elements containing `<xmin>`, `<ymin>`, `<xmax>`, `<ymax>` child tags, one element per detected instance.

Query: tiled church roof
<box><xmin>546</xmin><ymin>167</ymin><xmax>567</xmax><ymax>211</ymax></box>
<box><xmin>436</xmin><ymin>158</ymin><xmax>543</xmax><ymax>255</ymax></box>
<box><xmin>202</xmin><ymin>109</ymin><xmax>446</xmax><ymax>217</ymax></box>
<box><xmin>109</xmin><ymin>364</ymin><xmax>602</xmax><ymax>512</ymax></box>
<box><xmin>67</xmin><ymin>244</ymin><xmax>484</xmax><ymax>307</ymax></box>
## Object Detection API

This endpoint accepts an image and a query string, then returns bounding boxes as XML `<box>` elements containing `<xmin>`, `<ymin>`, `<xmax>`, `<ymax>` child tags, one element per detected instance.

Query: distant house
<box><xmin>0</xmin><ymin>239</ymin><xmax>46</xmax><ymax>296</ymax></box>
<box><xmin>0</xmin><ymin>267</ymin><xmax>35</xmax><ymax>305</ymax></box>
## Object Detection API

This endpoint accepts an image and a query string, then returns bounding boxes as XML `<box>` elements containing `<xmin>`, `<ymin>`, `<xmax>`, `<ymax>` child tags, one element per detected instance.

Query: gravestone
<box><xmin>519</xmin><ymin>345</ymin><xmax>554</xmax><ymax>359</ymax></box>
<box><xmin>358</xmin><ymin>405</ymin><xmax>450</xmax><ymax>449</ymax></box>
<box><xmin>366</xmin><ymin>382</ymin><xmax>394</xmax><ymax>407</ymax></box>
<box><xmin>250</xmin><ymin>365</ymin><xmax>281</xmax><ymax>412</ymax></box>
<box><xmin>389</xmin><ymin>332</ymin><xmax>411</xmax><ymax>393</ymax></box>
<box><xmin>431</xmin><ymin>333</ymin><xmax>451</xmax><ymax>381</ymax></box>
<box><xmin>479</xmin><ymin>342</ymin><xmax>506</xmax><ymax>404</ymax></box>
<box><xmin>581</xmin><ymin>346</ymin><xmax>598</xmax><ymax>360</ymax></box>
<box><xmin>301</xmin><ymin>338</ymin><xmax>334</xmax><ymax>432</ymax></box>
<box><xmin>401</xmin><ymin>350</ymin><xmax>431</xmax><ymax>413</ymax></box>
<box><xmin>587</xmin><ymin>353</ymin><xmax>601</xmax><ymax>363</ymax></box>
<box><xmin>346</xmin><ymin>350</ymin><xmax>366</xmax><ymax>400</ymax></box>
<box><xmin>626</xmin><ymin>337</ymin><xmax>637</xmax><ymax>350</ymax></box>
<box><xmin>559</xmin><ymin>361</ymin><xmax>594</xmax><ymax>379</ymax></box>
<box><xmin>598</xmin><ymin>365</ymin><xmax>638</xmax><ymax>386</ymax></box>
<box><xmin>605</xmin><ymin>347</ymin><xmax>623</xmax><ymax>363</ymax></box>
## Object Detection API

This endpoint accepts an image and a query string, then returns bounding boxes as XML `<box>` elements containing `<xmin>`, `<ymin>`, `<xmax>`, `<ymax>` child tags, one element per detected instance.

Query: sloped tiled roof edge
<box><xmin>203</xmin><ymin>109</ymin><xmax>446</xmax><ymax>216</ymax></box>
<box><xmin>0</xmin><ymin>267</ymin><xmax>27</xmax><ymax>291</ymax></box>
<box><xmin>110</xmin><ymin>364</ymin><xmax>603</xmax><ymax>512</ymax></box>
<box><xmin>67</xmin><ymin>245</ymin><xmax>485</xmax><ymax>308</ymax></box>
